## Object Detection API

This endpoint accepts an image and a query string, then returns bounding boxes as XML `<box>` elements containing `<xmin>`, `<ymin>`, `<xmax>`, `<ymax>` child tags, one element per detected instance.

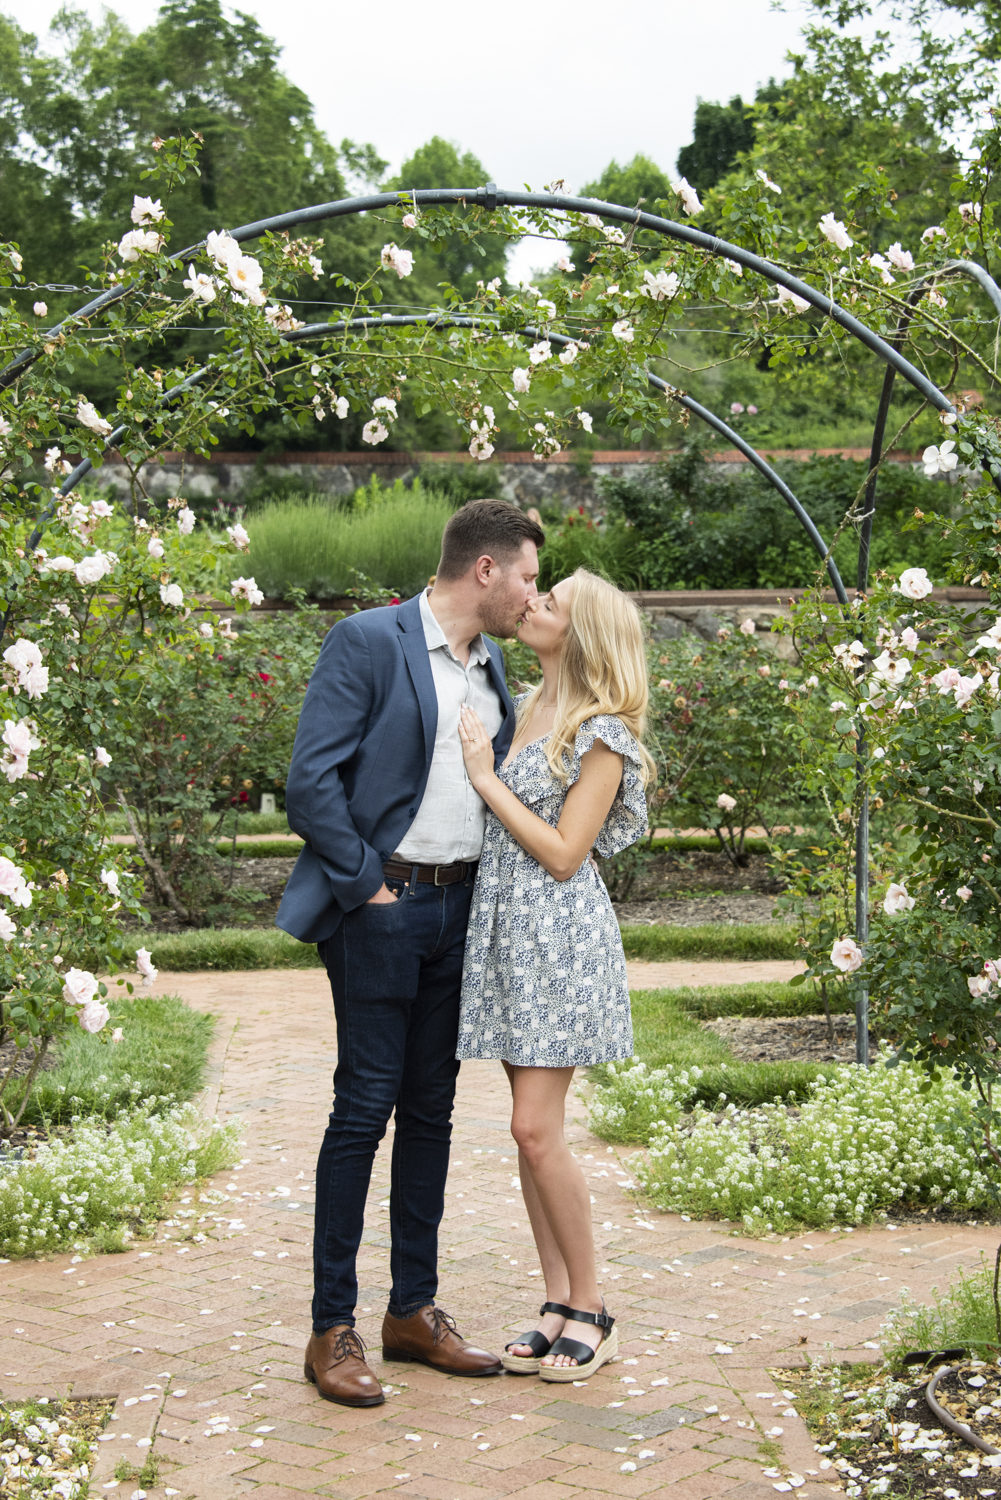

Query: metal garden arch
<box><xmin>11</xmin><ymin>182</ymin><xmax>1001</xmax><ymax>1064</ymax></box>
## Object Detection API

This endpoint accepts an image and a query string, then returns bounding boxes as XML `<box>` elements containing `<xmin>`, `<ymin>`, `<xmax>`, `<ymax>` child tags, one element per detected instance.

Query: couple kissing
<box><xmin>276</xmin><ymin>498</ymin><xmax>653</xmax><ymax>1406</ymax></box>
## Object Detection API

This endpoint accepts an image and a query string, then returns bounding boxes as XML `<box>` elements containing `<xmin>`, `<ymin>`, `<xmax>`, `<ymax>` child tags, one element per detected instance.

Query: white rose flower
<box><xmin>136</xmin><ymin>947</ymin><xmax>158</xmax><ymax>985</ymax></box>
<box><xmin>755</xmin><ymin>168</ymin><xmax>782</xmax><ymax>193</ymax></box>
<box><xmin>739</xmin><ymin>619</ymin><xmax>756</xmax><ymax>635</ymax></box>
<box><xmin>76</xmin><ymin>399</ymin><xmax>113</xmax><ymax>437</ymax></box>
<box><xmin>959</xmin><ymin>202</ymin><xmax>982</xmax><ymax>224</ymax></box>
<box><xmin>0</xmin><ymin>911</ymin><xmax>15</xmax><ymax>941</ymax></box>
<box><xmin>818</xmin><ymin>214</ymin><xmax>853</xmax><ymax>250</ymax></box>
<box><xmin>131</xmin><ymin>195</ymin><xmax>165</xmax><ymax>224</ymax></box>
<box><xmin>380</xmin><ymin>243</ymin><xmax>413</xmax><ymax>278</ymax></box>
<box><xmin>78</xmin><ymin>999</ymin><xmax>110</xmax><ymax>1033</ymax></box>
<box><xmin>231</xmin><ymin>576</ymin><xmax>264</xmax><ymax>606</ymax></box>
<box><xmin>922</xmin><ymin>225</ymin><xmax>947</xmax><ymax>242</ymax></box>
<box><xmin>94</xmin><ymin>745</ymin><xmax>112</xmax><ymax>767</ymax></box>
<box><xmin>177</xmin><ymin>507</ymin><xmax>196</xmax><ymax>535</ymax></box>
<box><xmin>716</xmin><ymin>793</ymin><xmax>737</xmax><ymax>812</ymax></box>
<box><xmin>334</xmin><ymin>396</ymin><xmax>349</xmax><ymax>419</ymax></box>
<box><xmin>361</xmin><ymin>419</ymin><xmax>389</xmax><ymax>446</ymax></box>
<box><xmin>512</xmin><ymin>368</ymin><xmax>531</xmax><ymax>391</ymax></box>
<box><xmin>869</xmin><ymin>254</ymin><xmax>895</xmax><ymax>285</ymax></box>
<box><xmin>725</xmin><ymin>258</ymin><xmax>743</xmax><ymax>277</ymax></box>
<box><xmin>922</xmin><ymin>441</ymin><xmax>958</xmax><ymax>478</ymax></box>
<box><xmin>227</xmin><ymin>523</ymin><xmax>250</xmax><ymax>552</ymax></box>
<box><xmin>3</xmin><ymin>638</ymin><xmax>48</xmax><ymax>700</ymax></box>
<box><xmin>603</xmin><ymin>226</ymin><xmax>625</xmax><ymax>244</ymax></box>
<box><xmin>558</xmin><ymin>343</ymin><xmax>579</xmax><ymax>366</ymax></box>
<box><xmin>206</xmin><ymin>230</ymin><xmax>241</xmax><ymax>268</ymax></box>
<box><xmin>0</xmin><ymin>855</ymin><xmax>30</xmax><ymax>905</ymax></box>
<box><xmin>100</xmin><ymin>868</ymin><xmax>121</xmax><ymax>898</ymax></box>
<box><xmin>90</xmin><ymin>498</ymin><xmax>113</xmax><ymax>518</ymax></box>
<box><xmin>62</xmin><ymin>967</ymin><xmax>99</xmax><ymax>1007</ymax></box>
<box><xmin>118</xmin><ymin>228</ymin><xmax>162</xmax><ymax>261</ymax></box>
<box><xmin>830</xmin><ymin>937</ymin><xmax>863</xmax><ymax>974</ymax></box>
<box><xmin>402</xmin><ymin>213</ymin><xmax>417</xmax><ymax>229</ymax></box>
<box><xmin>872</xmin><ymin>650</ymin><xmax>911</xmax><ymax>687</ymax></box>
<box><xmin>969</xmin><ymin>974</ymin><xmax>991</xmax><ymax>997</ymax></box>
<box><xmin>579</xmin><ymin>411</ymin><xmax>593</xmax><ymax>433</ymax></box>
<box><xmin>183</xmin><ymin>266</ymin><xmax>217</xmax><ymax>303</ymax></box>
<box><xmin>886</xmin><ymin>242</ymin><xmax>914</xmax><ymax>271</ymax></box>
<box><xmin>611</xmin><ymin>320</ymin><xmax>634</xmax><ymax>342</ymax></box>
<box><xmin>640</xmin><ymin>269</ymin><xmax>680</xmax><ymax>301</ymax></box>
<box><xmin>33</xmin><ymin>301</ymin><xmax>47</xmax><ymax>317</ymax></box>
<box><xmin>883</xmin><ymin>882</ymin><xmax>915</xmax><ymax>915</ymax></box>
<box><xmin>74</xmin><ymin>550</ymin><xmax>115</xmax><ymax>586</ymax></box>
<box><xmin>528</xmin><ymin>341</ymin><xmax>552</xmax><ymax>365</ymax></box>
<box><xmin>372</xmin><ymin>396</ymin><xmax>398</xmax><ymax>420</ymax></box>
<box><xmin>227</xmin><ymin>254</ymin><xmax>266</xmax><ymax>304</ymax></box>
<box><xmin>199</xmin><ymin>622</ymin><xmax>214</xmax><ymax>638</ymax></box>
<box><xmin>111</xmin><ymin>1027</ymin><xmax>124</xmax><ymax>1043</ymax></box>
<box><xmin>147</xmin><ymin>536</ymin><xmax>165</xmax><ymax>560</ymax></box>
<box><xmin>774</xmin><ymin>285</ymin><xmax>811</xmax><ymax>314</ymax></box>
<box><xmin>896</xmin><ymin>566</ymin><xmax>934</xmax><ymax>600</ymax></box>
<box><xmin>159</xmin><ymin>582</ymin><xmax>184</xmax><ymax>608</ymax></box>
<box><xmin>671</xmin><ymin>177</ymin><xmax>703</xmax><ymax>215</ymax></box>
<box><xmin>956</xmin><ymin>885</ymin><xmax>973</xmax><ymax>902</ymax></box>
<box><xmin>557</xmin><ymin>255</ymin><xmax>575</xmax><ymax>272</ymax></box>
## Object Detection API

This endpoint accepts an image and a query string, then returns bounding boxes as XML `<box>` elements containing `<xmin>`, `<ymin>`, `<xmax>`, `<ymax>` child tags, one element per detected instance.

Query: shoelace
<box><xmin>430</xmin><ymin>1307</ymin><xmax>460</xmax><ymax>1346</ymax></box>
<box><xmin>328</xmin><ymin>1327</ymin><xmax>368</xmax><ymax>1364</ymax></box>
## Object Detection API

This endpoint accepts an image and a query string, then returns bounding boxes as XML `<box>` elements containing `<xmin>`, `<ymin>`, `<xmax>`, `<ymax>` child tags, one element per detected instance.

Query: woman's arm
<box><xmin>459</xmin><ymin>705</ymin><xmax>622</xmax><ymax>881</ymax></box>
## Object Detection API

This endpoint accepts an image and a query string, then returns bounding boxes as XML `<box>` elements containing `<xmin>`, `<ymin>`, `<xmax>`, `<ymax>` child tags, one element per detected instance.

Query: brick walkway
<box><xmin>0</xmin><ymin>968</ymin><xmax>995</xmax><ymax>1500</ymax></box>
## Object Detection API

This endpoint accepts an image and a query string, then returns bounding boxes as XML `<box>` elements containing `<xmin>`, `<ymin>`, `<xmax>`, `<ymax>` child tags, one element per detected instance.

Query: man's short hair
<box><xmin>437</xmin><ymin>499</ymin><xmax>545</xmax><ymax>582</ymax></box>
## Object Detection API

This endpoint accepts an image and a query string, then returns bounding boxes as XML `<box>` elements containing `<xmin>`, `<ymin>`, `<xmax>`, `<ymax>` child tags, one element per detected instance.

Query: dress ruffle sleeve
<box><xmin>568</xmin><ymin>714</ymin><xmax>648</xmax><ymax>857</ymax></box>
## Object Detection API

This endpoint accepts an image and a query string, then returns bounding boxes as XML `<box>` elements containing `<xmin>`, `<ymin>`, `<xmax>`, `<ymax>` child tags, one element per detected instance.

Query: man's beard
<box><xmin>480</xmin><ymin>586</ymin><xmax>526</xmax><ymax>640</ymax></box>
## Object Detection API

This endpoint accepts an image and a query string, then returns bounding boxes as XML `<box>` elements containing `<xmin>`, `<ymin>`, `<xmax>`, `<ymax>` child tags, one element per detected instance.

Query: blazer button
<box><xmin>408</xmin><ymin>808</ymin><xmax>416</xmax><ymax>817</ymax></box>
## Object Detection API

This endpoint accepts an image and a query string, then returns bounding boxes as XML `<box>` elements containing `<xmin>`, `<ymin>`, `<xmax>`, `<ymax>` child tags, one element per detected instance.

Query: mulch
<box><xmin>703</xmin><ymin>1014</ymin><xmax>875</xmax><ymax>1063</ymax></box>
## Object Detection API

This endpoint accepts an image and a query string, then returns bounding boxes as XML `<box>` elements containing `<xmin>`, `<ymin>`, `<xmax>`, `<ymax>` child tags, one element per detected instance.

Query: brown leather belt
<box><xmin>384</xmin><ymin>857</ymin><xmax>478</xmax><ymax>887</ymax></box>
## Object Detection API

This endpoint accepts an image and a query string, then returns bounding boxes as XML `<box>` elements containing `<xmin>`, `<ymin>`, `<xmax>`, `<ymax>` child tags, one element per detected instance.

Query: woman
<box><xmin>456</xmin><ymin>567</ymin><xmax>654</xmax><ymax>1382</ymax></box>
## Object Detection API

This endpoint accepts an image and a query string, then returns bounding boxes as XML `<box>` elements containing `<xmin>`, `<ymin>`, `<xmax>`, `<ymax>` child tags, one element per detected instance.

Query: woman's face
<box><xmin>517</xmin><ymin>577</ymin><xmax>573</xmax><ymax>654</ymax></box>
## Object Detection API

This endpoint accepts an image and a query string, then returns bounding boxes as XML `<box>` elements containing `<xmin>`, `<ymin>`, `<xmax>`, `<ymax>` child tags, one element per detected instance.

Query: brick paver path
<box><xmin>0</xmin><ymin>968</ymin><xmax>995</xmax><ymax>1500</ymax></box>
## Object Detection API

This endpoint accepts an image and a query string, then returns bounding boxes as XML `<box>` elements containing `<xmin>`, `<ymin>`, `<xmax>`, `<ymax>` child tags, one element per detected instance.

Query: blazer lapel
<box><xmin>396</xmin><ymin>596</ymin><xmax>437</xmax><ymax>767</ymax></box>
<box><xmin>485</xmin><ymin>644</ymin><xmax>516</xmax><ymax>755</ymax></box>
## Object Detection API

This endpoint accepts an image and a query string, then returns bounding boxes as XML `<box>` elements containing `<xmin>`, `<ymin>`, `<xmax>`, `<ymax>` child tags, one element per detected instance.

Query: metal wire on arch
<box><xmin>12</xmin><ymin>182</ymin><xmax>1001</xmax><ymax>1066</ymax></box>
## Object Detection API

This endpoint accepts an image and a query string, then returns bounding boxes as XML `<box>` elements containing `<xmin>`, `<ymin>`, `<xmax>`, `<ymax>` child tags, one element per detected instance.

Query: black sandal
<box><xmin>501</xmin><ymin>1301</ymin><xmax>573</xmax><ymax>1374</ymax></box>
<box><xmin>538</xmin><ymin>1303</ymin><xmax>617</xmax><ymax>1382</ymax></box>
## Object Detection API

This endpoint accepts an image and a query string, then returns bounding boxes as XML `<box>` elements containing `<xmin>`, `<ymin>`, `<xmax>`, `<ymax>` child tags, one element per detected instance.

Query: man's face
<box><xmin>479</xmin><ymin>540</ymin><xmax>540</xmax><ymax>638</ymax></box>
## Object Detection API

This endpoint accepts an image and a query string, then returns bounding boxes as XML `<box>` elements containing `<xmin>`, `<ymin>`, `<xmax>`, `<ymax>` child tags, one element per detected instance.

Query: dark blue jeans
<box><xmin>312</xmin><ymin>870</ymin><xmax>473</xmax><ymax>1333</ymax></box>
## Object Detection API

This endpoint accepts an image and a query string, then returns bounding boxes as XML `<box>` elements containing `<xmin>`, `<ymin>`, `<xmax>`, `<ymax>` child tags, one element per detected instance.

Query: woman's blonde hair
<box><xmin>519</xmin><ymin>568</ymin><xmax>656</xmax><ymax>786</ymax></box>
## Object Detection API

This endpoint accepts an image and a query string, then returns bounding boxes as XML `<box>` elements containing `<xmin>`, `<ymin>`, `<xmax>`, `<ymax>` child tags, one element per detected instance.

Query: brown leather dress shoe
<box><xmin>304</xmin><ymin>1325</ymin><xmax>385</xmax><ymax>1407</ymax></box>
<box><xmin>381</xmin><ymin>1304</ymin><xmax>502</xmax><ymax>1377</ymax></box>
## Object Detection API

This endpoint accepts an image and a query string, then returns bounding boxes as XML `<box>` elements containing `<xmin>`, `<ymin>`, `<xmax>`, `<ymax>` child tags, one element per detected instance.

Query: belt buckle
<box><xmin>434</xmin><ymin>863</ymin><xmax>452</xmax><ymax>886</ymax></box>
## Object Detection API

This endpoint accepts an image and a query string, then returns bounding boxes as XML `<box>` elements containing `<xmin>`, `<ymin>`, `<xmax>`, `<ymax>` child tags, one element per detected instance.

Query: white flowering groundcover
<box><xmin>0</xmin><ymin>1100</ymin><xmax>238</xmax><ymax>1260</ymax></box>
<box><xmin>588</xmin><ymin>1053</ymin><xmax>990</xmax><ymax>1232</ymax></box>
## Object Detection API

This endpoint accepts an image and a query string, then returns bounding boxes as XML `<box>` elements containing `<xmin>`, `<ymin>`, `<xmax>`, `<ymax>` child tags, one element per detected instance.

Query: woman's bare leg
<box><xmin>504</xmin><ymin>1062</ymin><xmax>604</xmax><ymax>1367</ymax></box>
<box><xmin>502</xmin><ymin>1061</ymin><xmax>571</xmax><ymax>1357</ymax></box>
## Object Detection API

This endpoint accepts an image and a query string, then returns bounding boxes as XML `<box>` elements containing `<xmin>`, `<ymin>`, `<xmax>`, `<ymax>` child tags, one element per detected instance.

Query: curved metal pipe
<box><xmin>926</xmin><ymin>1366</ymin><xmax>1001</xmax><ymax>1457</ymax></box>
<box><xmin>0</xmin><ymin>185</ymin><xmax>959</xmax><ymax>420</ymax></box>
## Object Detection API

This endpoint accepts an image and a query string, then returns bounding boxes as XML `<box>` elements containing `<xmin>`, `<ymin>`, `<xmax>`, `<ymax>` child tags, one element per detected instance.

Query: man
<box><xmin>277</xmin><ymin>498</ymin><xmax>545</xmax><ymax>1407</ymax></box>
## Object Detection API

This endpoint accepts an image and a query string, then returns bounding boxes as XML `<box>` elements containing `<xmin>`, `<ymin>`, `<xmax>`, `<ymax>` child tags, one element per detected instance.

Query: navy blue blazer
<box><xmin>275</xmin><ymin>593</ymin><xmax>516</xmax><ymax>944</ymax></box>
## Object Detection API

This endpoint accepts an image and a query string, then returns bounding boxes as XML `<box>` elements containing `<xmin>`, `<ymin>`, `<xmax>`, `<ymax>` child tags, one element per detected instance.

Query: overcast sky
<box><xmin>12</xmin><ymin>0</ymin><xmax>809</xmax><ymax>276</ymax></box>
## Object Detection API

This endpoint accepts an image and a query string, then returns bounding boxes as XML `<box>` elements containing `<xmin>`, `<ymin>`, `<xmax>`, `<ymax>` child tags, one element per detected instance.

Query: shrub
<box><xmin>246</xmin><ymin>485</ymin><xmax>454</xmax><ymax>597</ymax></box>
<box><xmin>599</xmin><ymin>437</ymin><xmax>951</xmax><ymax>590</ymax></box>
<box><xmin>0</xmin><ymin>1100</ymin><xmax>240</xmax><ymax>1259</ymax></box>
<box><xmin>589</xmin><ymin>1051</ymin><xmax>992</xmax><ymax>1230</ymax></box>
<box><xmin>536</xmin><ymin>508</ymin><xmax>642</xmax><ymax>591</ymax></box>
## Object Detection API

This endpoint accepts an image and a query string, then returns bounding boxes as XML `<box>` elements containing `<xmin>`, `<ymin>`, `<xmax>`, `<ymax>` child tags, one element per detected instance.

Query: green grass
<box><xmin>611</xmin><ymin>984</ymin><xmax>838</xmax><ymax>1110</ymax></box>
<box><xmin>215</xmin><ymin>837</ymin><xmax>302</xmax><ymax>858</ymax></box>
<box><xmin>246</xmin><ymin>485</ymin><xmax>454</xmax><ymax>598</ymax></box>
<box><xmin>620</xmin><ymin>922</ymin><xmax>799</xmax><ymax>960</ymax></box>
<box><xmin>144</xmin><ymin>926</ymin><xmax>320</xmax><ymax>970</ymax></box>
<box><xmin>647</xmin><ymin>834</ymin><xmax>771</xmax><ymax>855</ymax></box>
<box><xmin>104</xmin><ymin>811</ymin><xmax>292</xmax><ymax>836</ymax></box>
<box><xmin>10</xmin><ymin>993</ymin><xmax>216</xmax><ymax>1125</ymax></box>
<box><xmin>661</xmin><ymin>978</ymin><xmax>853</xmax><ymax>1019</ymax></box>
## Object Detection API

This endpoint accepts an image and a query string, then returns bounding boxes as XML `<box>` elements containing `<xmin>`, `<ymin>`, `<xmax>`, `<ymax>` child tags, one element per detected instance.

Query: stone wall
<box><xmin>95</xmin><ymin>445</ymin><xmax>923</xmax><ymax>512</ymax></box>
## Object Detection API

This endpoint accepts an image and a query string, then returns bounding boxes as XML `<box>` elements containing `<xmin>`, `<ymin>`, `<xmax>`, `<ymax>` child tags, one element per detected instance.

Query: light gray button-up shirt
<box><xmin>395</xmin><ymin>589</ymin><xmax>503</xmax><ymax>864</ymax></box>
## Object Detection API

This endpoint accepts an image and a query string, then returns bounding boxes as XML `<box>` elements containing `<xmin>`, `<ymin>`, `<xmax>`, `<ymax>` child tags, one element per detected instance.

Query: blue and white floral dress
<box><xmin>457</xmin><ymin>711</ymin><xmax>647</xmax><ymax>1068</ymax></box>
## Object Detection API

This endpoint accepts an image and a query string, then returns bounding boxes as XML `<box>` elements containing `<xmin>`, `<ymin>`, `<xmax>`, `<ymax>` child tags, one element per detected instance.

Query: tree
<box><xmin>582</xmin><ymin>153</ymin><xmax>674</xmax><ymax>211</ymax></box>
<box><xmin>675</xmin><ymin>87</ymin><xmax>784</xmax><ymax>191</ymax></box>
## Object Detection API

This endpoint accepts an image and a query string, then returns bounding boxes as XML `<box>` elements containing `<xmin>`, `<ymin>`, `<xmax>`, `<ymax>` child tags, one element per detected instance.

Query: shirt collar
<box><xmin>419</xmin><ymin>589</ymin><xmax>491</xmax><ymax>667</ymax></box>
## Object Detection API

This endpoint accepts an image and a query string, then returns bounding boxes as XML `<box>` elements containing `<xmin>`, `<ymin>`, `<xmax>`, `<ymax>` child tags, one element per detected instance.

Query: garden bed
<box><xmin>779</xmin><ymin>1359</ymin><xmax>1001</xmax><ymax>1500</ymax></box>
<box><xmin>703</xmin><ymin>1014</ymin><xmax>878</xmax><ymax>1063</ymax></box>
<box><xmin>0</xmin><ymin>1395</ymin><xmax>115</xmax><ymax>1497</ymax></box>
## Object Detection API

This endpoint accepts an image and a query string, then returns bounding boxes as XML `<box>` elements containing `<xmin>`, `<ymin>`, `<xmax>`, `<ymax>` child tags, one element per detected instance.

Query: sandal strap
<box><xmin>539</xmin><ymin>1301</ymin><xmax>573</xmax><ymax>1319</ymax></box>
<box><xmin>505</xmin><ymin>1328</ymin><xmax>551</xmax><ymax>1358</ymax></box>
<box><xmin>547</xmin><ymin>1335</ymin><xmax>598</xmax><ymax>1366</ymax></box>
<box><xmin>564</xmin><ymin>1305</ymin><xmax>615</xmax><ymax>1330</ymax></box>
